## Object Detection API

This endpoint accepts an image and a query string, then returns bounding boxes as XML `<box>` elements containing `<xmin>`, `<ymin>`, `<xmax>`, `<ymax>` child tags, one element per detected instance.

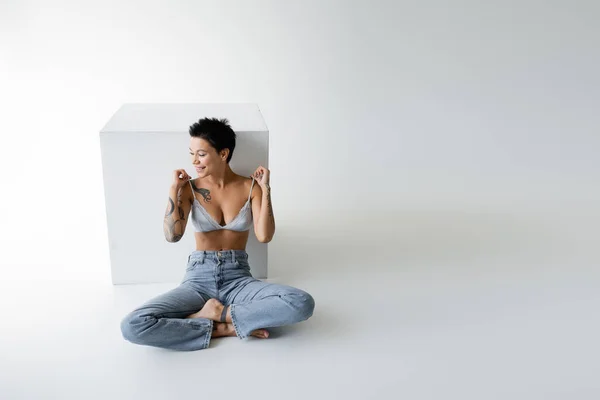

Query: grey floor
<box><xmin>1</xmin><ymin>209</ymin><xmax>598</xmax><ymax>400</ymax></box>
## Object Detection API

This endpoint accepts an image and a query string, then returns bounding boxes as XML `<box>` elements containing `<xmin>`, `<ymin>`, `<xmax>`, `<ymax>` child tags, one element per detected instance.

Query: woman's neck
<box><xmin>204</xmin><ymin>165</ymin><xmax>235</xmax><ymax>188</ymax></box>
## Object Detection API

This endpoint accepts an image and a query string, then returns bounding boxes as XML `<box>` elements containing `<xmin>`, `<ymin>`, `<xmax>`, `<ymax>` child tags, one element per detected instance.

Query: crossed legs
<box><xmin>121</xmin><ymin>278</ymin><xmax>315</xmax><ymax>350</ymax></box>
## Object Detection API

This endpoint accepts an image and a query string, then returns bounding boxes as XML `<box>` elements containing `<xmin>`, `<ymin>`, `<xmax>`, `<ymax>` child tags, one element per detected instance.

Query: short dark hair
<box><xmin>189</xmin><ymin>118</ymin><xmax>236</xmax><ymax>163</ymax></box>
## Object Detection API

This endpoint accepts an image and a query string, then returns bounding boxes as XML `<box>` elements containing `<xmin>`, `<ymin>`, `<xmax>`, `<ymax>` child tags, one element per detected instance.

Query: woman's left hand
<box><xmin>252</xmin><ymin>166</ymin><xmax>270</xmax><ymax>188</ymax></box>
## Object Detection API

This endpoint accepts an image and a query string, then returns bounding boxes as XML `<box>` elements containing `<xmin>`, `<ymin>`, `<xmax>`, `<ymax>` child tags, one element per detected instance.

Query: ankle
<box><xmin>219</xmin><ymin>305</ymin><xmax>228</xmax><ymax>322</ymax></box>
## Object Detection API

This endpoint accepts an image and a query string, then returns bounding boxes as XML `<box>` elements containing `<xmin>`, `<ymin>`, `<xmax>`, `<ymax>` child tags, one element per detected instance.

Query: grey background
<box><xmin>0</xmin><ymin>1</ymin><xmax>598</xmax><ymax>399</ymax></box>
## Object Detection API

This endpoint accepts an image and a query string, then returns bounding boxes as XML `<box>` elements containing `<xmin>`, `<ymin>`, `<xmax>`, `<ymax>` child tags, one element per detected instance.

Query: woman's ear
<box><xmin>220</xmin><ymin>148</ymin><xmax>229</xmax><ymax>161</ymax></box>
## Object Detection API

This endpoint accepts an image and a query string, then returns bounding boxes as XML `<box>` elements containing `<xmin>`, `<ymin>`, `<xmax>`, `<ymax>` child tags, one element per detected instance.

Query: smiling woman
<box><xmin>120</xmin><ymin>117</ymin><xmax>315</xmax><ymax>351</ymax></box>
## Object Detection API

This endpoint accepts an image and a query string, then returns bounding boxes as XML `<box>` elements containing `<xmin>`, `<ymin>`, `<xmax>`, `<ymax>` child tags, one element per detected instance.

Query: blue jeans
<box><xmin>120</xmin><ymin>250</ymin><xmax>315</xmax><ymax>351</ymax></box>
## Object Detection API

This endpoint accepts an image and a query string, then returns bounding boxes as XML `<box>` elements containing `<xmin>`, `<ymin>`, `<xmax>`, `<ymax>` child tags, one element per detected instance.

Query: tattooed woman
<box><xmin>120</xmin><ymin>118</ymin><xmax>315</xmax><ymax>351</ymax></box>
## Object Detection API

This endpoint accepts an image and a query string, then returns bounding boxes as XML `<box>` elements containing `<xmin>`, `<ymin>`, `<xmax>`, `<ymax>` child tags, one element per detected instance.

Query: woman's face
<box><xmin>189</xmin><ymin>137</ymin><xmax>226</xmax><ymax>176</ymax></box>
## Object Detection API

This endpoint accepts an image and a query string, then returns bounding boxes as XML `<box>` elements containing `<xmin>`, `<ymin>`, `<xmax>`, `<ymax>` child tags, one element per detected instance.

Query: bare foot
<box><xmin>211</xmin><ymin>323</ymin><xmax>269</xmax><ymax>339</ymax></box>
<box><xmin>250</xmin><ymin>329</ymin><xmax>269</xmax><ymax>339</ymax></box>
<box><xmin>186</xmin><ymin>298</ymin><xmax>225</xmax><ymax>321</ymax></box>
<box><xmin>212</xmin><ymin>322</ymin><xmax>236</xmax><ymax>338</ymax></box>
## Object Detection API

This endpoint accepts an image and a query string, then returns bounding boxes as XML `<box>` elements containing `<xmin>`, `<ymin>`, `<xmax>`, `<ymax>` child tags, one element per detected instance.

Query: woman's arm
<box><xmin>163</xmin><ymin>183</ymin><xmax>192</xmax><ymax>242</ymax></box>
<box><xmin>251</xmin><ymin>166</ymin><xmax>275</xmax><ymax>243</ymax></box>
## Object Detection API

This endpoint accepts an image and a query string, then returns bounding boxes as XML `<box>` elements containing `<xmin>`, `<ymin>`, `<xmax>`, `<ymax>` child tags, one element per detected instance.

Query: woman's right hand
<box><xmin>172</xmin><ymin>169</ymin><xmax>192</xmax><ymax>189</ymax></box>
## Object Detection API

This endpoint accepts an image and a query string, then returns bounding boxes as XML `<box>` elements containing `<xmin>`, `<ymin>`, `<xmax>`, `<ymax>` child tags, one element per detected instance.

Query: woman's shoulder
<box><xmin>233</xmin><ymin>173</ymin><xmax>254</xmax><ymax>185</ymax></box>
<box><xmin>234</xmin><ymin>173</ymin><xmax>260</xmax><ymax>197</ymax></box>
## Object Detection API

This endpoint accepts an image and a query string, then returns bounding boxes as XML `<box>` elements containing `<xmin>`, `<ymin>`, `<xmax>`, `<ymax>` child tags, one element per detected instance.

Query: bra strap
<box><xmin>188</xmin><ymin>179</ymin><xmax>196</xmax><ymax>203</ymax></box>
<box><xmin>248</xmin><ymin>177</ymin><xmax>255</xmax><ymax>202</ymax></box>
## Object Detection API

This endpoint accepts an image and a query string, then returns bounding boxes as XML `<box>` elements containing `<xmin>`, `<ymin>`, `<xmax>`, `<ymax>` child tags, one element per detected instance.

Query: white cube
<box><xmin>100</xmin><ymin>103</ymin><xmax>269</xmax><ymax>284</ymax></box>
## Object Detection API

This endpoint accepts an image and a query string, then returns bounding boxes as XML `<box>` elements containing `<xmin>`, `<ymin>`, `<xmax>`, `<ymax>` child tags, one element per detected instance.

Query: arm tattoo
<box><xmin>266</xmin><ymin>190</ymin><xmax>274</xmax><ymax>219</ymax></box>
<box><xmin>164</xmin><ymin>191</ymin><xmax>184</xmax><ymax>242</ymax></box>
<box><xmin>165</xmin><ymin>198</ymin><xmax>175</xmax><ymax>217</ymax></box>
<box><xmin>177</xmin><ymin>193</ymin><xmax>185</xmax><ymax>220</ymax></box>
<box><xmin>163</xmin><ymin>219</ymin><xmax>183</xmax><ymax>242</ymax></box>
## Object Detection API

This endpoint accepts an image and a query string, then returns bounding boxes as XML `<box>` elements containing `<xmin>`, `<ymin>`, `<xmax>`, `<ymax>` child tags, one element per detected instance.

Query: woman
<box><xmin>120</xmin><ymin>117</ymin><xmax>315</xmax><ymax>351</ymax></box>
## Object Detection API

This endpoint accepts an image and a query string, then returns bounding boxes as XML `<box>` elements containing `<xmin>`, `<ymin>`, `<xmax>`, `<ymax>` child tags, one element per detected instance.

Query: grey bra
<box><xmin>189</xmin><ymin>177</ymin><xmax>255</xmax><ymax>232</ymax></box>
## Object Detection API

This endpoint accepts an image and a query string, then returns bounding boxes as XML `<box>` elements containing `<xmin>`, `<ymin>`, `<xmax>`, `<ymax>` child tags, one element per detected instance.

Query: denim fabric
<box><xmin>120</xmin><ymin>250</ymin><xmax>315</xmax><ymax>351</ymax></box>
